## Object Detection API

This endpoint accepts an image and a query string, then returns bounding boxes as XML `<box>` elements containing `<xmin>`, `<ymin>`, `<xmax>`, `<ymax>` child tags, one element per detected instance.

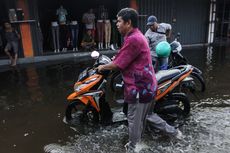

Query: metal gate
<box><xmin>137</xmin><ymin>0</ymin><xmax>209</xmax><ymax>45</ymax></box>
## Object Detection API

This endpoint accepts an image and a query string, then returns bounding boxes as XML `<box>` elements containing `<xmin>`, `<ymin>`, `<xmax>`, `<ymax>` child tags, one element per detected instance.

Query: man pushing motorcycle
<box><xmin>97</xmin><ymin>8</ymin><xmax>182</xmax><ymax>152</ymax></box>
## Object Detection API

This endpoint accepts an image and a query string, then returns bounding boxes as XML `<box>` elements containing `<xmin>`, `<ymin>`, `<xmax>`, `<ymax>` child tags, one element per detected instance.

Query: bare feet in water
<box><xmin>11</xmin><ymin>59</ymin><xmax>17</xmax><ymax>66</ymax></box>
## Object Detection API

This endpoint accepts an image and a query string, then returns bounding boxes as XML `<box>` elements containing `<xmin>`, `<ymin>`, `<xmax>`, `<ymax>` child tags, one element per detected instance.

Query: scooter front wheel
<box><xmin>65</xmin><ymin>100</ymin><xmax>99</xmax><ymax>124</ymax></box>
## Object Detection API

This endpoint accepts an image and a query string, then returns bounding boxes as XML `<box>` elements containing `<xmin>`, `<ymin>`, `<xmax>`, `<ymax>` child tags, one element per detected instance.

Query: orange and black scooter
<box><xmin>65</xmin><ymin>51</ymin><xmax>193</xmax><ymax>124</ymax></box>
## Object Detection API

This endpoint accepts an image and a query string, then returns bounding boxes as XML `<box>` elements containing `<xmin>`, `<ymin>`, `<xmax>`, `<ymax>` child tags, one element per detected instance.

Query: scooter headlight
<box><xmin>74</xmin><ymin>84</ymin><xmax>85</xmax><ymax>92</ymax></box>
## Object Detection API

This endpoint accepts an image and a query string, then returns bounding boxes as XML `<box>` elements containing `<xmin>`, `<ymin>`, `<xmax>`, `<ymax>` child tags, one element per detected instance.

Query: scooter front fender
<box><xmin>67</xmin><ymin>92</ymin><xmax>78</xmax><ymax>101</ymax></box>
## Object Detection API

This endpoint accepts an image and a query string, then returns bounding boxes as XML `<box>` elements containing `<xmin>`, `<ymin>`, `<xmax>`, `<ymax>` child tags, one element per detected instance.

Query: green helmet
<box><xmin>156</xmin><ymin>41</ymin><xmax>171</xmax><ymax>57</ymax></box>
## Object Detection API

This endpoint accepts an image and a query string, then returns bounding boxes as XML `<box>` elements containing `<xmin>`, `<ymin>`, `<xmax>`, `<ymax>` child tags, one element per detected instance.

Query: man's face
<box><xmin>149</xmin><ymin>23</ymin><xmax>157</xmax><ymax>31</ymax></box>
<box><xmin>116</xmin><ymin>16</ymin><xmax>130</xmax><ymax>36</ymax></box>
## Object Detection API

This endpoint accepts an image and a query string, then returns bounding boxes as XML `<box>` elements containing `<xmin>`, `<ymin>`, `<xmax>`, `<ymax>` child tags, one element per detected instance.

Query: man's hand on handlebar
<box><xmin>111</xmin><ymin>56</ymin><xmax>116</xmax><ymax>60</ymax></box>
<box><xmin>96</xmin><ymin>65</ymin><xmax>105</xmax><ymax>73</ymax></box>
<box><xmin>96</xmin><ymin>63</ymin><xmax>118</xmax><ymax>73</ymax></box>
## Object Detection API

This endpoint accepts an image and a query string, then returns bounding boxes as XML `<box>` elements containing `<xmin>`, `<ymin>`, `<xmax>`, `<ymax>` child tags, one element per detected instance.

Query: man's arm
<box><xmin>166</xmin><ymin>29</ymin><xmax>172</xmax><ymax>38</ymax></box>
<box><xmin>97</xmin><ymin>62</ymin><xmax>118</xmax><ymax>72</ymax></box>
<box><xmin>165</xmin><ymin>23</ymin><xmax>172</xmax><ymax>38</ymax></box>
<box><xmin>81</xmin><ymin>37</ymin><xmax>95</xmax><ymax>46</ymax></box>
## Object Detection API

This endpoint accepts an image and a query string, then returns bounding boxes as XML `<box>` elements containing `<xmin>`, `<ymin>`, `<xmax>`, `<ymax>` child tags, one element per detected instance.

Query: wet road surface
<box><xmin>0</xmin><ymin>46</ymin><xmax>230</xmax><ymax>153</ymax></box>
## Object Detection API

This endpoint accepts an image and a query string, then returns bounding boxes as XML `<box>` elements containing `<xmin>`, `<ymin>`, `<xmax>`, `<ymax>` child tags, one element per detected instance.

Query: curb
<box><xmin>0</xmin><ymin>50</ymin><xmax>118</xmax><ymax>67</ymax></box>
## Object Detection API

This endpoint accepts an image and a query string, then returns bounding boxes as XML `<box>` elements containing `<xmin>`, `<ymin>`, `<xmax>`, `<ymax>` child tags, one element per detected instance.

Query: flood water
<box><xmin>0</xmin><ymin>45</ymin><xmax>230</xmax><ymax>153</ymax></box>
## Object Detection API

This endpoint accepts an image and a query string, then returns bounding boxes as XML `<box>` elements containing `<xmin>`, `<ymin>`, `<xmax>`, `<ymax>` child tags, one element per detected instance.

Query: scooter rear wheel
<box><xmin>65</xmin><ymin>100</ymin><xmax>99</xmax><ymax>124</ymax></box>
<box><xmin>190</xmin><ymin>72</ymin><xmax>206</xmax><ymax>92</ymax></box>
<box><xmin>154</xmin><ymin>93</ymin><xmax>190</xmax><ymax>122</ymax></box>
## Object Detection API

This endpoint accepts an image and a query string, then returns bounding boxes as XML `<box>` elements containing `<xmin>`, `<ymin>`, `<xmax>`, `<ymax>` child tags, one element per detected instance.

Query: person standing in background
<box><xmin>4</xmin><ymin>22</ymin><xmax>20</xmax><ymax>66</ymax></box>
<box><xmin>145</xmin><ymin>15</ymin><xmax>172</xmax><ymax>71</ymax></box>
<box><xmin>81</xmin><ymin>29</ymin><xmax>96</xmax><ymax>51</ymax></box>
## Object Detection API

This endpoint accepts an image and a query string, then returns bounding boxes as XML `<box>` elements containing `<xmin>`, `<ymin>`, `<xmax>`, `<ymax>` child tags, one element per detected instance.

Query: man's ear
<box><xmin>127</xmin><ymin>19</ymin><xmax>132</xmax><ymax>27</ymax></box>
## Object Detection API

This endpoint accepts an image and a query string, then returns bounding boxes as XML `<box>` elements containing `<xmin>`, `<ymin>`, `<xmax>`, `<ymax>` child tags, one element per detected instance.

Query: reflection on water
<box><xmin>206</xmin><ymin>46</ymin><xmax>213</xmax><ymax>72</ymax></box>
<box><xmin>26</xmin><ymin>67</ymin><xmax>43</xmax><ymax>103</ymax></box>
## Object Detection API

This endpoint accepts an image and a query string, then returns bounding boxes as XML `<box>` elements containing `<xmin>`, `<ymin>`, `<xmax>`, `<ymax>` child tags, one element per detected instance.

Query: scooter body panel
<box><xmin>155</xmin><ymin>67</ymin><xmax>193</xmax><ymax>101</ymax></box>
<box><xmin>67</xmin><ymin>72</ymin><xmax>104</xmax><ymax>112</ymax></box>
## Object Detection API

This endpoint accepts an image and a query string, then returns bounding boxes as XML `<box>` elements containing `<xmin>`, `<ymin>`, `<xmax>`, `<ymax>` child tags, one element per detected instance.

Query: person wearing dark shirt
<box><xmin>4</xmin><ymin>22</ymin><xmax>20</xmax><ymax>66</ymax></box>
<box><xmin>81</xmin><ymin>29</ymin><xmax>96</xmax><ymax>51</ymax></box>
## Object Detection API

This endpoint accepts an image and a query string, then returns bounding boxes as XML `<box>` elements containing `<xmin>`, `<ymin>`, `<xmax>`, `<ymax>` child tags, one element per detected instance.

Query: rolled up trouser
<box><xmin>146</xmin><ymin>112</ymin><xmax>177</xmax><ymax>136</ymax></box>
<box><xmin>5</xmin><ymin>41</ymin><xmax>19</xmax><ymax>54</ymax></box>
<box><xmin>127</xmin><ymin>98</ymin><xmax>152</xmax><ymax>147</ymax></box>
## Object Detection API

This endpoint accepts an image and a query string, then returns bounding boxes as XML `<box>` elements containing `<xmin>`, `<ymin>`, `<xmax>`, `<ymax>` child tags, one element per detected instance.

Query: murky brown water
<box><xmin>0</xmin><ymin>45</ymin><xmax>230</xmax><ymax>153</ymax></box>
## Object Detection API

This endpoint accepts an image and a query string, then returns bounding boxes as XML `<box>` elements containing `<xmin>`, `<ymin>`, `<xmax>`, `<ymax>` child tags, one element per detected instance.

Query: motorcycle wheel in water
<box><xmin>190</xmin><ymin>71</ymin><xmax>206</xmax><ymax>92</ymax></box>
<box><xmin>65</xmin><ymin>51</ymin><xmax>193</xmax><ymax>126</ymax></box>
<box><xmin>154</xmin><ymin>93</ymin><xmax>190</xmax><ymax>122</ymax></box>
<box><xmin>65</xmin><ymin>99</ymin><xmax>100</xmax><ymax>124</ymax></box>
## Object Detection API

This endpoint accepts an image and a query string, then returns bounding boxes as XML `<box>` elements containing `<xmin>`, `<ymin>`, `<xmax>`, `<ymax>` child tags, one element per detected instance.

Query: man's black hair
<box><xmin>117</xmin><ymin>8</ymin><xmax>138</xmax><ymax>28</ymax></box>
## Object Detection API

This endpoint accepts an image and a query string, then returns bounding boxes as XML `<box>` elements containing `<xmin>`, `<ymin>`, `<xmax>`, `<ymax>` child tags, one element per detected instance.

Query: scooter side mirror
<box><xmin>176</xmin><ymin>44</ymin><xmax>182</xmax><ymax>52</ymax></box>
<box><xmin>177</xmin><ymin>33</ymin><xmax>181</xmax><ymax>37</ymax></box>
<box><xmin>91</xmin><ymin>51</ymin><xmax>100</xmax><ymax>59</ymax></box>
<box><xmin>176</xmin><ymin>33</ymin><xmax>181</xmax><ymax>41</ymax></box>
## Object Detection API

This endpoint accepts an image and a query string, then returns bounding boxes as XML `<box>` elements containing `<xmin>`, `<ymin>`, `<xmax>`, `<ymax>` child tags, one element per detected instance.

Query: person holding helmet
<box><xmin>145</xmin><ymin>15</ymin><xmax>172</xmax><ymax>71</ymax></box>
<box><xmin>156</xmin><ymin>41</ymin><xmax>171</xmax><ymax>70</ymax></box>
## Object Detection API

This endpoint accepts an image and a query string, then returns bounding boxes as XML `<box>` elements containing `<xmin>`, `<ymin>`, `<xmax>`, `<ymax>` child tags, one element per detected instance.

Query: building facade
<box><xmin>0</xmin><ymin>0</ymin><xmax>229</xmax><ymax>59</ymax></box>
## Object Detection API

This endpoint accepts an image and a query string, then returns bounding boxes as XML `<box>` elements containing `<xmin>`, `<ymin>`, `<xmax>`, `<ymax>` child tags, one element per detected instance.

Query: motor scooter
<box><xmin>169</xmin><ymin>33</ymin><xmax>206</xmax><ymax>92</ymax></box>
<box><xmin>65</xmin><ymin>51</ymin><xmax>192</xmax><ymax>124</ymax></box>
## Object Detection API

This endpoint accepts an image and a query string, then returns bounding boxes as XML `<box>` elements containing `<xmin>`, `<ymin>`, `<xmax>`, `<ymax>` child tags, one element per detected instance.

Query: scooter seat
<box><xmin>156</xmin><ymin>69</ymin><xmax>181</xmax><ymax>84</ymax></box>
